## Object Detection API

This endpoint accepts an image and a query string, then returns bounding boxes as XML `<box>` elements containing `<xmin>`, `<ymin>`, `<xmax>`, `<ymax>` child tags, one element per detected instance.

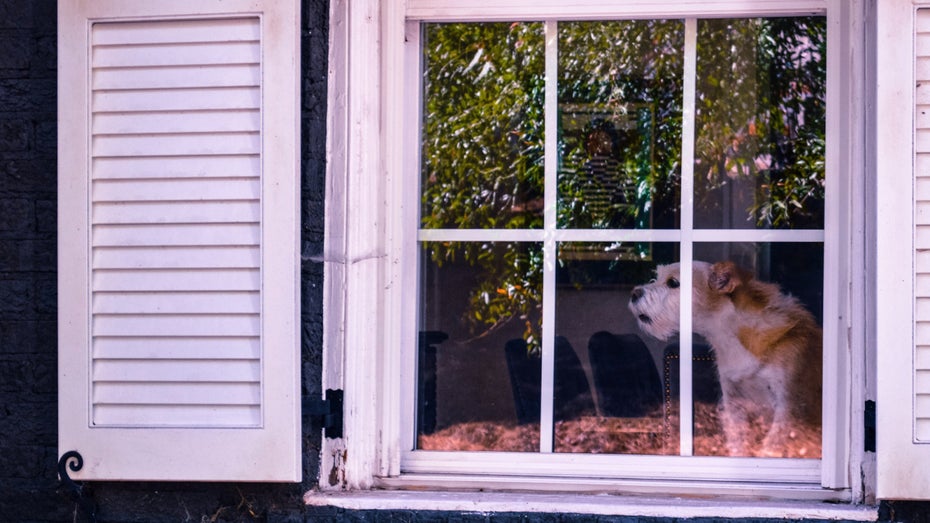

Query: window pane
<box><xmin>555</xmin><ymin>242</ymin><xmax>679</xmax><ymax>455</ymax></box>
<box><xmin>689</xmin><ymin>242</ymin><xmax>823</xmax><ymax>458</ymax></box>
<box><xmin>417</xmin><ymin>242</ymin><xmax>543</xmax><ymax>451</ymax></box>
<box><xmin>694</xmin><ymin>17</ymin><xmax>826</xmax><ymax>230</ymax></box>
<box><xmin>558</xmin><ymin>21</ymin><xmax>683</xmax><ymax>230</ymax></box>
<box><xmin>421</xmin><ymin>23</ymin><xmax>545</xmax><ymax>230</ymax></box>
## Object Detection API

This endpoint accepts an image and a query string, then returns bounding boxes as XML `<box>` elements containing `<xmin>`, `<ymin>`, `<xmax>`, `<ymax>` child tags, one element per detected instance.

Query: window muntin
<box><xmin>410</xmin><ymin>14</ymin><xmax>826</xmax><ymax>479</ymax></box>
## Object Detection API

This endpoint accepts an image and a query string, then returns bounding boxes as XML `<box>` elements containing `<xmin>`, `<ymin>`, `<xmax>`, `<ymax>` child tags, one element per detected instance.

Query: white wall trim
<box><xmin>305</xmin><ymin>490</ymin><xmax>877</xmax><ymax>521</ymax></box>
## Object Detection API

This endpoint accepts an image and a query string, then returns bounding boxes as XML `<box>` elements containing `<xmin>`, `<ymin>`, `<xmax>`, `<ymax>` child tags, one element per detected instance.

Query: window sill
<box><xmin>304</xmin><ymin>488</ymin><xmax>878</xmax><ymax>521</ymax></box>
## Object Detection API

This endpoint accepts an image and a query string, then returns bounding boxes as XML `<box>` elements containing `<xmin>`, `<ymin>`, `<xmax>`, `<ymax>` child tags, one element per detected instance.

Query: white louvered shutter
<box><xmin>58</xmin><ymin>0</ymin><xmax>300</xmax><ymax>481</ymax></box>
<box><xmin>876</xmin><ymin>0</ymin><xmax>930</xmax><ymax>500</ymax></box>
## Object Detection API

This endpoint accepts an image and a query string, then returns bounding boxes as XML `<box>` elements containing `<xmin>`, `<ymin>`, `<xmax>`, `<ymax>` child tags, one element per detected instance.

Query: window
<box><xmin>407</xmin><ymin>12</ymin><xmax>829</xmax><ymax>483</ymax></box>
<box><xmin>323</xmin><ymin>0</ymin><xmax>870</xmax><ymax>501</ymax></box>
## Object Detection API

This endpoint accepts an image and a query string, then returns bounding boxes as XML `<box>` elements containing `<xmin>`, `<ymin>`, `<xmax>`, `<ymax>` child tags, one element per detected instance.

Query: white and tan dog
<box><xmin>628</xmin><ymin>260</ymin><xmax>821</xmax><ymax>456</ymax></box>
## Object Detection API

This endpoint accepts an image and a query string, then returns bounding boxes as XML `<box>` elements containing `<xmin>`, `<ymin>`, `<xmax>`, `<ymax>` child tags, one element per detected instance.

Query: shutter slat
<box><xmin>93</xmin><ymin>246</ymin><xmax>260</xmax><ymax>269</ymax></box>
<box><xmin>93</xmin><ymin>314</ymin><xmax>261</xmax><ymax>337</ymax></box>
<box><xmin>94</xmin><ymin>382</ymin><xmax>260</xmax><ymax>405</ymax></box>
<box><xmin>93</xmin><ymin>200</ymin><xmax>260</xmax><ymax>225</ymax></box>
<box><xmin>92</xmin><ymin>155</ymin><xmax>259</xmax><ymax>180</ymax></box>
<box><xmin>91</xmin><ymin>18</ymin><xmax>260</xmax><ymax>46</ymax></box>
<box><xmin>94</xmin><ymin>109</ymin><xmax>261</xmax><ymax>134</ymax></box>
<box><xmin>93</xmin><ymin>178</ymin><xmax>260</xmax><ymax>202</ymax></box>
<box><xmin>93</xmin><ymin>336</ymin><xmax>260</xmax><ymax>360</ymax></box>
<box><xmin>918</xmin><ymin>368</ymin><xmax>930</xmax><ymax>392</ymax></box>
<box><xmin>94</xmin><ymin>64</ymin><xmax>260</xmax><ymax>90</ymax></box>
<box><xmin>917</xmin><ymin>298</ymin><xmax>930</xmax><ymax>321</ymax></box>
<box><xmin>93</xmin><ymin>133</ymin><xmax>259</xmax><ymax>157</ymax></box>
<box><xmin>917</xmin><ymin>129</ymin><xmax>930</xmax><ymax>151</ymax></box>
<box><xmin>918</xmin><ymin>57</ymin><xmax>930</xmax><ymax>81</ymax></box>
<box><xmin>93</xmin><ymin>87</ymin><xmax>260</xmax><ymax>113</ymax></box>
<box><xmin>93</xmin><ymin>41</ymin><xmax>259</xmax><ymax>68</ymax></box>
<box><xmin>93</xmin><ymin>404</ymin><xmax>260</xmax><ymax>427</ymax></box>
<box><xmin>93</xmin><ymin>359</ymin><xmax>260</xmax><ymax>382</ymax></box>
<box><xmin>92</xmin><ymin>223</ymin><xmax>260</xmax><ymax>246</ymax></box>
<box><xmin>917</xmin><ymin>176</ymin><xmax>930</xmax><ymax>200</ymax></box>
<box><xmin>93</xmin><ymin>291</ymin><xmax>260</xmax><ymax>314</ymax></box>
<box><xmin>92</xmin><ymin>269</ymin><xmax>260</xmax><ymax>292</ymax></box>
<box><xmin>917</xmin><ymin>273</ymin><xmax>930</xmax><ymax>295</ymax></box>
<box><xmin>919</xmin><ymin>32</ymin><xmax>930</xmax><ymax>57</ymax></box>
<box><xmin>916</xmin><ymin>226</ymin><xmax>930</xmax><ymax>249</ymax></box>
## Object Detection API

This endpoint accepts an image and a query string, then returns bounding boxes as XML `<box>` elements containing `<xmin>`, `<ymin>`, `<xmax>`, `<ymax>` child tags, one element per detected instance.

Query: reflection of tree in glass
<box><xmin>421</xmin><ymin>22</ymin><xmax>545</xmax><ymax>231</ymax></box>
<box><xmin>424</xmin><ymin>242</ymin><xmax>543</xmax><ymax>353</ymax></box>
<box><xmin>420</xmin><ymin>18</ymin><xmax>825</xmax><ymax>349</ymax></box>
<box><xmin>421</xmin><ymin>22</ymin><xmax>546</xmax><ymax>351</ymax></box>
<box><xmin>558</xmin><ymin>20</ymin><xmax>684</xmax><ymax>231</ymax></box>
<box><xmin>695</xmin><ymin>17</ymin><xmax>826</xmax><ymax>228</ymax></box>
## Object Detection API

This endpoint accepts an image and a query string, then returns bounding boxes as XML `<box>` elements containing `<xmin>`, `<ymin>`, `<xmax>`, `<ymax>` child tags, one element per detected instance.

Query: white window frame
<box><xmin>320</xmin><ymin>0</ymin><xmax>872</xmax><ymax>506</ymax></box>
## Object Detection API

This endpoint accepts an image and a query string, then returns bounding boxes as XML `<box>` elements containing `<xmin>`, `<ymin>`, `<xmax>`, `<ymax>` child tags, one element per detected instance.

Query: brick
<box><xmin>0</xmin><ymin>320</ymin><xmax>37</xmax><ymax>353</ymax></box>
<box><xmin>34</xmin><ymin>34</ymin><xmax>56</xmax><ymax>73</ymax></box>
<box><xmin>33</xmin><ymin>276</ymin><xmax>55</xmax><ymax>316</ymax></box>
<box><xmin>0</xmin><ymin>278</ymin><xmax>32</xmax><ymax>313</ymax></box>
<box><xmin>0</xmin><ymin>157</ymin><xmax>56</xmax><ymax>193</ymax></box>
<box><xmin>0</xmin><ymin>239</ymin><xmax>55</xmax><ymax>272</ymax></box>
<box><xmin>0</xmin><ymin>198</ymin><xmax>33</xmax><ymax>232</ymax></box>
<box><xmin>0</xmin><ymin>33</ymin><xmax>30</xmax><ymax>70</ymax></box>
<box><xmin>31</xmin><ymin>0</ymin><xmax>56</xmax><ymax>36</ymax></box>
<box><xmin>35</xmin><ymin>198</ymin><xmax>55</xmax><ymax>232</ymax></box>
<box><xmin>0</xmin><ymin>2</ymin><xmax>32</xmax><ymax>29</ymax></box>
<box><xmin>34</xmin><ymin>118</ymin><xmax>55</xmax><ymax>154</ymax></box>
<box><xmin>0</xmin><ymin>356</ymin><xmax>55</xmax><ymax>394</ymax></box>
<box><xmin>0</xmin><ymin>118</ymin><xmax>30</xmax><ymax>151</ymax></box>
<box><xmin>0</xmin><ymin>79</ymin><xmax>55</xmax><ymax>114</ymax></box>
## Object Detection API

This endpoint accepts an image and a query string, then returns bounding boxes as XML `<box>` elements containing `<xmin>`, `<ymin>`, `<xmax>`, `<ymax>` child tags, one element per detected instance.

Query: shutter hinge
<box><xmin>864</xmin><ymin>399</ymin><xmax>876</xmax><ymax>452</ymax></box>
<box><xmin>303</xmin><ymin>389</ymin><xmax>343</xmax><ymax>439</ymax></box>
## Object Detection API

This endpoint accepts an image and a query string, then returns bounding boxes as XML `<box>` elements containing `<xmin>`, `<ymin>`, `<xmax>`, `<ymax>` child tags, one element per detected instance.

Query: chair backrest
<box><xmin>588</xmin><ymin>331</ymin><xmax>663</xmax><ymax>417</ymax></box>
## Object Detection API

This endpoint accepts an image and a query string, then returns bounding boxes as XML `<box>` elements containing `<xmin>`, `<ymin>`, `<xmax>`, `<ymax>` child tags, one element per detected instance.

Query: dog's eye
<box><xmin>667</xmin><ymin>278</ymin><xmax>680</xmax><ymax>289</ymax></box>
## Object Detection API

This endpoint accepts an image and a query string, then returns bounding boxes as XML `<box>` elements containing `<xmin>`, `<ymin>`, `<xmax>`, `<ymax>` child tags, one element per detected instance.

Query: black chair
<box><xmin>504</xmin><ymin>336</ymin><xmax>595</xmax><ymax>424</ymax></box>
<box><xmin>416</xmin><ymin>331</ymin><xmax>448</xmax><ymax>435</ymax></box>
<box><xmin>504</xmin><ymin>338</ymin><xmax>541</xmax><ymax>424</ymax></box>
<box><xmin>588</xmin><ymin>331</ymin><xmax>663</xmax><ymax>417</ymax></box>
<box><xmin>662</xmin><ymin>342</ymin><xmax>721</xmax><ymax>407</ymax></box>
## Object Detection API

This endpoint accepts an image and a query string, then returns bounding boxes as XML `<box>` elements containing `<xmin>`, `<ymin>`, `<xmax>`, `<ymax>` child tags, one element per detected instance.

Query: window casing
<box><xmin>323</xmin><ymin>0</ymin><xmax>869</xmax><ymax>501</ymax></box>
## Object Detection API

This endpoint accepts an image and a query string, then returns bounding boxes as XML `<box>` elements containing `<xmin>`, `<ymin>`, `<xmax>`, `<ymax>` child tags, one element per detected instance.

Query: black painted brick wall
<box><xmin>0</xmin><ymin>0</ymin><xmax>926</xmax><ymax>521</ymax></box>
<box><xmin>0</xmin><ymin>0</ymin><xmax>64</xmax><ymax>520</ymax></box>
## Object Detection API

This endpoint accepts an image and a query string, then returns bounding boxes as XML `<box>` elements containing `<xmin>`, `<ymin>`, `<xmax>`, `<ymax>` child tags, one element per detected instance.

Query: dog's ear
<box><xmin>708</xmin><ymin>261</ymin><xmax>742</xmax><ymax>294</ymax></box>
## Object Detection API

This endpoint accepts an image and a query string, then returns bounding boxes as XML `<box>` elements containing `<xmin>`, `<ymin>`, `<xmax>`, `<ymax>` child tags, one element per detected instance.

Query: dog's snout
<box><xmin>630</xmin><ymin>287</ymin><xmax>644</xmax><ymax>303</ymax></box>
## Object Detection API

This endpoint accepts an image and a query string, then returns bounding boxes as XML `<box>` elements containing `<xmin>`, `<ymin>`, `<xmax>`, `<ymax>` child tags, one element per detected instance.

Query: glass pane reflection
<box><xmin>416</xmin><ymin>242</ymin><xmax>543</xmax><ymax>451</ymax></box>
<box><xmin>694</xmin><ymin>17</ymin><xmax>826</xmax><ymax>229</ymax></box>
<box><xmin>555</xmin><ymin>242</ymin><xmax>679</xmax><ymax>455</ymax></box>
<box><xmin>558</xmin><ymin>20</ymin><xmax>684</xmax><ymax>230</ymax></box>
<box><xmin>690</xmin><ymin>242</ymin><xmax>823</xmax><ymax>458</ymax></box>
<box><xmin>421</xmin><ymin>23</ymin><xmax>545</xmax><ymax>230</ymax></box>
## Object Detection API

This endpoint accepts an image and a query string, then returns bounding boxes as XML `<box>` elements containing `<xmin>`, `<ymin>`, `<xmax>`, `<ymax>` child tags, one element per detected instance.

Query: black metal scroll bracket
<box><xmin>57</xmin><ymin>451</ymin><xmax>97</xmax><ymax>523</ymax></box>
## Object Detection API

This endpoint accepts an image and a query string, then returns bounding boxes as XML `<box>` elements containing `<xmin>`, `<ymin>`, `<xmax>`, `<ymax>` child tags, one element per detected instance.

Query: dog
<box><xmin>628</xmin><ymin>260</ymin><xmax>822</xmax><ymax>457</ymax></box>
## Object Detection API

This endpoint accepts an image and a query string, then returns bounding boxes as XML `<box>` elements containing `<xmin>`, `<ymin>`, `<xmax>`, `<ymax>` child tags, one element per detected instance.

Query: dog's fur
<box><xmin>628</xmin><ymin>261</ymin><xmax>822</xmax><ymax>456</ymax></box>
